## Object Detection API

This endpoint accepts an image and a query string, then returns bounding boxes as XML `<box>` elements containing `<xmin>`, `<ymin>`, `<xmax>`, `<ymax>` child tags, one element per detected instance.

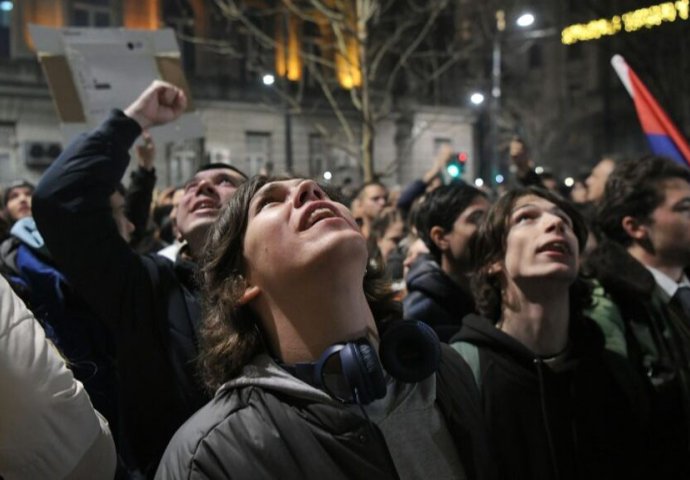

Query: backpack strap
<box><xmin>451</xmin><ymin>341</ymin><xmax>482</xmax><ymax>390</ymax></box>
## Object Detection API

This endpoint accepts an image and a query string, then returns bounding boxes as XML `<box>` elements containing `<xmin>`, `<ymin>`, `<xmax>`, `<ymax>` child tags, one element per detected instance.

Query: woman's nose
<box><xmin>294</xmin><ymin>180</ymin><xmax>325</xmax><ymax>207</ymax></box>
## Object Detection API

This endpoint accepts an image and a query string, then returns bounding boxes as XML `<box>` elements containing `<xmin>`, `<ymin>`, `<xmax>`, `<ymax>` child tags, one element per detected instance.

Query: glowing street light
<box><xmin>0</xmin><ymin>1</ymin><xmax>12</xmax><ymax>12</ymax></box>
<box><xmin>474</xmin><ymin>178</ymin><xmax>485</xmax><ymax>187</ymax></box>
<box><xmin>516</xmin><ymin>12</ymin><xmax>535</xmax><ymax>28</ymax></box>
<box><xmin>564</xmin><ymin>177</ymin><xmax>575</xmax><ymax>187</ymax></box>
<box><xmin>470</xmin><ymin>92</ymin><xmax>485</xmax><ymax>105</ymax></box>
<box><xmin>323</xmin><ymin>171</ymin><xmax>333</xmax><ymax>181</ymax></box>
<box><xmin>262</xmin><ymin>74</ymin><xmax>275</xmax><ymax>86</ymax></box>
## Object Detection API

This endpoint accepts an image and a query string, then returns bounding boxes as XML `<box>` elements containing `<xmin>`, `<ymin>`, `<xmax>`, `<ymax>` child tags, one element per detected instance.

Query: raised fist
<box><xmin>124</xmin><ymin>80</ymin><xmax>187</xmax><ymax>131</ymax></box>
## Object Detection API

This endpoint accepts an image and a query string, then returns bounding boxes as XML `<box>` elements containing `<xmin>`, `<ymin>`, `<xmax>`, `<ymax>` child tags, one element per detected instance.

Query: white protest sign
<box><xmin>29</xmin><ymin>24</ymin><xmax>204</xmax><ymax>145</ymax></box>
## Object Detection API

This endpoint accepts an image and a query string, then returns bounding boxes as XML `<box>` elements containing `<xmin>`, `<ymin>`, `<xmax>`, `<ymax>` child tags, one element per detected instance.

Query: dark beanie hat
<box><xmin>3</xmin><ymin>179</ymin><xmax>35</xmax><ymax>207</ymax></box>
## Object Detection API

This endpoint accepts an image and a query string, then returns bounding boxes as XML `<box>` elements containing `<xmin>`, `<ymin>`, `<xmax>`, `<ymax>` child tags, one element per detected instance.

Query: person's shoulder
<box><xmin>156</xmin><ymin>386</ymin><xmax>276</xmax><ymax>479</ymax></box>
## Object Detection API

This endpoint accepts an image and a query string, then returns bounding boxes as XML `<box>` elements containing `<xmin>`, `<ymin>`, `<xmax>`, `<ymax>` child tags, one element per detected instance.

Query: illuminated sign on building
<box><xmin>561</xmin><ymin>0</ymin><xmax>689</xmax><ymax>44</ymax></box>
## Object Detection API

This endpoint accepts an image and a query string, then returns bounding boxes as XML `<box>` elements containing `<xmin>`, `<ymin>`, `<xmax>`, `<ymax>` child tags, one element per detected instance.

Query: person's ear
<box><xmin>237</xmin><ymin>285</ymin><xmax>261</xmax><ymax>306</ymax></box>
<box><xmin>429</xmin><ymin>226</ymin><xmax>449</xmax><ymax>252</ymax></box>
<box><xmin>621</xmin><ymin>216</ymin><xmax>648</xmax><ymax>241</ymax></box>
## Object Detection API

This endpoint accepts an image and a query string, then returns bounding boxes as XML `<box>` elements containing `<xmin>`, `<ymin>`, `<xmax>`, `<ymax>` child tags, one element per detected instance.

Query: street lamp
<box><xmin>488</xmin><ymin>10</ymin><xmax>536</xmax><ymax>187</ymax></box>
<box><xmin>262</xmin><ymin>74</ymin><xmax>275</xmax><ymax>86</ymax></box>
<box><xmin>516</xmin><ymin>13</ymin><xmax>535</xmax><ymax>28</ymax></box>
<box><xmin>470</xmin><ymin>92</ymin><xmax>485</xmax><ymax>105</ymax></box>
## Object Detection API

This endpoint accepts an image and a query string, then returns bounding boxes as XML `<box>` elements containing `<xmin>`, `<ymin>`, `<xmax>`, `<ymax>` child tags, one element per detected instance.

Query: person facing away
<box><xmin>156</xmin><ymin>176</ymin><xmax>496</xmax><ymax>480</ymax></box>
<box><xmin>404</xmin><ymin>183</ymin><xmax>490</xmax><ymax>342</ymax></box>
<box><xmin>32</xmin><ymin>80</ymin><xmax>248</xmax><ymax>476</ymax></box>
<box><xmin>585</xmin><ymin>155</ymin><xmax>690</xmax><ymax>477</ymax></box>
<box><xmin>0</xmin><ymin>273</ymin><xmax>116</xmax><ymax>480</ymax></box>
<box><xmin>450</xmin><ymin>186</ymin><xmax>651</xmax><ymax>480</ymax></box>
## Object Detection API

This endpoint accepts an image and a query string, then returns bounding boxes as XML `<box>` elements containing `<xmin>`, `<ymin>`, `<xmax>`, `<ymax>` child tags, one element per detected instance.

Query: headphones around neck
<box><xmin>282</xmin><ymin>320</ymin><xmax>440</xmax><ymax>405</ymax></box>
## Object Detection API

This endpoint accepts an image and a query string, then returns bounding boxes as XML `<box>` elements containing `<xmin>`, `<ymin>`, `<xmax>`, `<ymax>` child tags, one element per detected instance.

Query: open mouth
<box><xmin>300</xmin><ymin>203</ymin><xmax>341</xmax><ymax>231</ymax></box>
<box><xmin>192</xmin><ymin>199</ymin><xmax>218</xmax><ymax>212</ymax></box>
<box><xmin>537</xmin><ymin>240</ymin><xmax>571</xmax><ymax>255</ymax></box>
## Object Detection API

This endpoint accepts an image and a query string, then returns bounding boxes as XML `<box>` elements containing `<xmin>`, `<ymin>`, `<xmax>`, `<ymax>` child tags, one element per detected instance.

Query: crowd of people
<box><xmin>1</xmin><ymin>80</ymin><xmax>689</xmax><ymax>479</ymax></box>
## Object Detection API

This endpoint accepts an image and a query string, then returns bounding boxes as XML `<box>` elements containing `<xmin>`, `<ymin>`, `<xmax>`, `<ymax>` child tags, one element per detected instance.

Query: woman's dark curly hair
<box><xmin>471</xmin><ymin>186</ymin><xmax>592</xmax><ymax>323</ymax></box>
<box><xmin>198</xmin><ymin>176</ymin><xmax>401</xmax><ymax>392</ymax></box>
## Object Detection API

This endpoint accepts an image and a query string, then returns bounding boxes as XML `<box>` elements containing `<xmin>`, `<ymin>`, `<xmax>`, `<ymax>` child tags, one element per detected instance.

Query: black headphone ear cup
<box><xmin>340</xmin><ymin>341</ymin><xmax>386</xmax><ymax>404</ymax></box>
<box><xmin>379</xmin><ymin>320</ymin><xmax>440</xmax><ymax>383</ymax></box>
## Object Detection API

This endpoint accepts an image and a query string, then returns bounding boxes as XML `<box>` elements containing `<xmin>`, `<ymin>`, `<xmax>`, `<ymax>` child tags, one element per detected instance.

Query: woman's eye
<box><xmin>515</xmin><ymin>213</ymin><xmax>534</xmax><ymax>224</ymax></box>
<box><xmin>257</xmin><ymin>198</ymin><xmax>279</xmax><ymax>211</ymax></box>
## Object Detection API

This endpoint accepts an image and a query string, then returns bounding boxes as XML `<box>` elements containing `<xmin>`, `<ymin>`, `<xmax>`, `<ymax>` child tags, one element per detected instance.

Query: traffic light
<box><xmin>446</xmin><ymin>151</ymin><xmax>468</xmax><ymax>179</ymax></box>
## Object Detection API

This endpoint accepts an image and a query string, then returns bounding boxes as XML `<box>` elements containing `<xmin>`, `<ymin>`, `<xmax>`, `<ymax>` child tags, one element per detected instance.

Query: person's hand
<box><xmin>124</xmin><ymin>80</ymin><xmax>187</xmax><ymax>131</ymax></box>
<box><xmin>424</xmin><ymin>144</ymin><xmax>453</xmax><ymax>184</ymax></box>
<box><xmin>135</xmin><ymin>131</ymin><xmax>156</xmax><ymax>171</ymax></box>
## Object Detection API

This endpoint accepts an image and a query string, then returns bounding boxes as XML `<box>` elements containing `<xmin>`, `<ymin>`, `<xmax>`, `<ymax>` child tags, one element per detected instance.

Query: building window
<box><xmin>0</xmin><ymin>122</ymin><xmax>15</xmax><ymax>182</ymax></box>
<box><xmin>167</xmin><ymin>141</ymin><xmax>197</xmax><ymax>186</ymax></box>
<box><xmin>245</xmin><ymin>132</ymin><xmax>272</xmax><ymax>176</ymax></box>
<box><xmin>72</xmin><ymin>0</ymin><xmax>114</xmax><ymax>27</ymax></box>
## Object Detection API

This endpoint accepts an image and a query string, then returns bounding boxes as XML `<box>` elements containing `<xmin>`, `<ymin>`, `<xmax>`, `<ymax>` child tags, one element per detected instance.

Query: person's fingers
<box><xmin>173</xmin><ymin>90</ymin><xmax>188</xmax><ymax>113</ymax></box>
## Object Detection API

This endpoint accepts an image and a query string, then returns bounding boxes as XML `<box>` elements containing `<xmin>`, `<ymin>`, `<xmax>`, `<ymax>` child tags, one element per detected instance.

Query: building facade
<box><xmin>0</xmin><ymin>0</ymin><xmax>476</xmax><ymax>190</ymax></box>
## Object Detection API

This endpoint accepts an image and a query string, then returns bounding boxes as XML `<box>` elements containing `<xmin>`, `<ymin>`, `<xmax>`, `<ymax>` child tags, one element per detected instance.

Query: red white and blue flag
<box><xmin>611</xmin><ymin>54</ymin><xmax>690</xmax><ymax>167</ymax></box>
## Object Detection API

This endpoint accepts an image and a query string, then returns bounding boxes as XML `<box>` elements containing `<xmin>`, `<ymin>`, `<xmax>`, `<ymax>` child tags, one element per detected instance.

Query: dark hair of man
<box><xmin>198</xmin><ymin>175</ymin><xmax>401</xmax><ymax>392</ymax></box>
<box><xmin>195</xmin><ymin>162</ymin><xmax>248</xmax><ymax>180</ymax></box>
<box><xmin>471</xmin><ymin>186</ymin><xmax>592</xmax><ymax>322</ymax></box>
<box><xmin>414</xmin><ymin>183</ymin><xmax>487</xmax><ymax>264</ymax></box>
<box><xmin>355</xmin><ymin>180</ymin><xmax>388</xmax><ymax>200</ymax></box>
<box><xmin>596</xmin><ymin>155</ymin><xmax>690</xmax><ymax>247</ymax></box>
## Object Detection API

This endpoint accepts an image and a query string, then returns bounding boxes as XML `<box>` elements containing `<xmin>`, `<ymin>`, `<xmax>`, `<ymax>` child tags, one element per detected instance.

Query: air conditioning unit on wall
<box><xmin>23</xmin><ymin>141</ymin><xmax>62</xmax><ymax>168</ymax></box>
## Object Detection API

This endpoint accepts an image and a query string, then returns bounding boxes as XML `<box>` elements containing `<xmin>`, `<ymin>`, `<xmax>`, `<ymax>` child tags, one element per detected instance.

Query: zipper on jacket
<box><xmin>535</xmin><ymin>358</ymin><xmax>561</xmax><ymax>480</ymax></box>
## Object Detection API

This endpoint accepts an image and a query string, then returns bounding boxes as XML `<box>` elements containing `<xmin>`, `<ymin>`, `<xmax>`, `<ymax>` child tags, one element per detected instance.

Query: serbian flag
<box><xmin>611</xmin><ymin>54</ymin><xmax>690</xmax><ymax>167</ymax></box>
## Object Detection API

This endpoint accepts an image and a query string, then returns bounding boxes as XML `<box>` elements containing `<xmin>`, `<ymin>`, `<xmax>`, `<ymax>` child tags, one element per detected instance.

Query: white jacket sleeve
<box><xmin>0</xmin><ymin>275</ymin><xmax>116</xmax><ymax>480</ymax></box>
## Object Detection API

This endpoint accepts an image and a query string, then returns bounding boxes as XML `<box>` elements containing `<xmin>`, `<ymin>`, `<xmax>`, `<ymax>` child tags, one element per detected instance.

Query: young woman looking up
<box><xmin>156</xmin><ymin>177</ymin><xmax>494</xmax><ymax>480</ymax></box>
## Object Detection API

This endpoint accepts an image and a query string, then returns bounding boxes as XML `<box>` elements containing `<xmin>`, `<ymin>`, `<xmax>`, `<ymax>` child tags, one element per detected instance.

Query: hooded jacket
<box><xmin>404</xmin><ymin>258</ymin><xmax>475</xmax><ymax>342</ymax></box>
<box><xmin>451</xmin><ymin>314</ymin><xmax>650</xmax><ymax>480</ymax></box>
<box><xmin>156</xmin><ymin>347</ymin><xmax>496</xmax><ymax>480</ymax></box>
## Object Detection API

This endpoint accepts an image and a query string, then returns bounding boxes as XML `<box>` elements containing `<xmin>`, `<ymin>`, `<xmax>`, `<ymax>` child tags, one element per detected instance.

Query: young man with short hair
<box><xmin>33</xmin><ymin>81</ymin><xmax>248</xmax><ymax>475</ymax></box>
<box><xmin>404</xmin><ymin>183</ymin><xmax>490</xmax><ymax>341</ymax></box>
<box><xmin>355</xmin><ymin>181</ymin><xmax>389</xmax><ymax>239</ymax></box>
<box><xmin>587</xmin><ymin>155</ymin><xmax>690</xmax><ymax>476</ymax></box>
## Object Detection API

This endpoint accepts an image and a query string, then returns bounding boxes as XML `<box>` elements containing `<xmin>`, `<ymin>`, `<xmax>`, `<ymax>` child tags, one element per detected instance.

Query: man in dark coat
<box><xmin>33</xmin><ymin>80</ymin><xmax>247</xmax><ymax>475</ymax></box>
<box><xmin>404</xmin><ymin>183</ymin><xmax>489</xmax><ymax>341</ymax></box>
<box><xmin>586</xmin><ymin>155</ymin><xmax>690</xmax><ymax>477</ymax></box>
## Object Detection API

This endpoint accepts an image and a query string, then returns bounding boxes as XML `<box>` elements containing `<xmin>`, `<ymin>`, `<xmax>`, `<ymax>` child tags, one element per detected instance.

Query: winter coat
<box><xmin>33</xmin><ymin>111</ymin><xmax>210</xmax><ymax>475</ymax></box>
<box><xmin>450</xmin><ymin>314</ymin><xmax>651</xmax><ymax>480</ymax></box>
<box><xmin>0</xmin><ymin>273</ymin><xmax>116</xmax><ymax>480</ymax></box>
<box><xmin>156</xmin><ymin>347</ymin><xmax>497</xmax><ymax>480</ymax></box>
<box><xmin>404</xmin><ymin>258</ymin><xmax>475</xmax><ymax>342</ymax></box>
<box><xmin>585</xmin><ymin>239</ymin><xmax>690</xmax><ymax>476</ymax></box>
<box><xmin>0</xmin><ymin>218</ymin><xmax>120</xmax><ymax>435</ymax></box>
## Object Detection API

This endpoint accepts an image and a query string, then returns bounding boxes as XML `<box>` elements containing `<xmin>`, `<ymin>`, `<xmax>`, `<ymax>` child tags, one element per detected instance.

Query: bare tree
<box><xmin>192</xmin><ymin>0</ymin><xmax>478</xmax><ymax>181</ymax></box>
